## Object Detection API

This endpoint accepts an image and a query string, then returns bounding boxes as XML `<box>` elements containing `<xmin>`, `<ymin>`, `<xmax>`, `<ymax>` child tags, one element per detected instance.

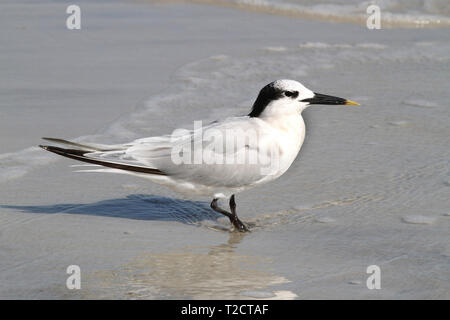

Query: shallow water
<box><xmin>198</xmin><ymin>0</ymin><xmax>450</xmax><ymax>26</ymax></box>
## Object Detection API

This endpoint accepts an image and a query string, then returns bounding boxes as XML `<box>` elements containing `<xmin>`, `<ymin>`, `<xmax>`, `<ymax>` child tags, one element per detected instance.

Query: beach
<box><xmin>0</xmin><ymin>0</ymin><xmax>449</xmax><ymax>299</ymax></box>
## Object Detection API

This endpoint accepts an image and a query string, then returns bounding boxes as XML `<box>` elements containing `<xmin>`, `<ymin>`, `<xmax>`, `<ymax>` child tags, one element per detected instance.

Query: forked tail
<box><xmin>39</xmin><ymin>141</ymin><xmax>166</xmax><ymax>176</ymax></box>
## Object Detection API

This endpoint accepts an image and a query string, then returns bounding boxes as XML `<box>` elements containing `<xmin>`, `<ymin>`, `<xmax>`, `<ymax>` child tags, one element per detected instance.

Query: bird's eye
<box><xmin>284</xmin><ymin>91</ymin><xmax>299</xmax><ymax>98</ymax></box>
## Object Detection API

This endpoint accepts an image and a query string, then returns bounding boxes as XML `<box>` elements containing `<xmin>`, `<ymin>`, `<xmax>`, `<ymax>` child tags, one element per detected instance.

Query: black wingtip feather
<box><xmin>39</xmin><ymin>145</ymin><xmax>89</xmax><ymax>156</ymax></box>
<box><xmin>39</xmin><ymin>145</ymin><xmax>166</xmax><ymax>176</ymax></box>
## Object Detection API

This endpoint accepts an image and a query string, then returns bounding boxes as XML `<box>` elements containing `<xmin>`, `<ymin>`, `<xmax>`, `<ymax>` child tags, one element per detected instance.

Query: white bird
<box><xmin>40</xmin><ymin>79</ymin><xmax>358</xmax><ymax>232</ymax></box>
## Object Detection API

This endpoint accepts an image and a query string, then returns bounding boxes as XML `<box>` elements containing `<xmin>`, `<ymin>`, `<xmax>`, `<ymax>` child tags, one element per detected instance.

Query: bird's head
<box><xmin>248</xmin><ymin>79</ymin><xmax>359</xmax><ymax>118</ymax></box>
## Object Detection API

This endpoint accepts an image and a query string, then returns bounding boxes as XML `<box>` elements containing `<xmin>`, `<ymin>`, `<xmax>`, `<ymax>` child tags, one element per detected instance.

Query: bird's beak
<box><xmin>301</xmin><ymin>92</ymin><xmax>359</xmax><ymax>106</ymax></box>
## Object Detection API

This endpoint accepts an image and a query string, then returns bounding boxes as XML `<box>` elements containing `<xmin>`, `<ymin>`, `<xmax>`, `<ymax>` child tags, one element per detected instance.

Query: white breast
<box><xmin>257</xmin><ymin>112</ymin><xmax>305</xmax><ymax>181</ymax></box>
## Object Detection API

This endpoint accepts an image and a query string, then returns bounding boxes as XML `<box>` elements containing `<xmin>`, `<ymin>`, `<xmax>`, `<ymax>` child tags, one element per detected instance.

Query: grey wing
<box><xmin>62</xmin><ymin>117</ymin><xmax>278</xmax><ymax>188</ymax></box>
<box><xmin>107</xmin><ymin>117</ymin><xmax>277</xmax><ymax>188</ymax></box>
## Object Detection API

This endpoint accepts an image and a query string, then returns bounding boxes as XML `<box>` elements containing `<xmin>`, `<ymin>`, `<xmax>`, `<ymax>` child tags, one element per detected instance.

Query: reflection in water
<box><xmin>83</xmin><ymin>232</ymin><xmax>296</xmax><ymax>299</ymax></box>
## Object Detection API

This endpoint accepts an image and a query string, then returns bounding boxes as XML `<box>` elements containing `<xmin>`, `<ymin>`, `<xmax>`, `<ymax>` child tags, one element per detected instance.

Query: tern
<box><xmin>40</xmin><ymin>79</ymin><xmax>358</xmax><ymax>232</ymax></box>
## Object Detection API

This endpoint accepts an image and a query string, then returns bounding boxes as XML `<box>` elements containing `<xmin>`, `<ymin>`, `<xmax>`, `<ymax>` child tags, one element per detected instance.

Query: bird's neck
<box><xmin>259</xmin><ymin>112</ymin><xmax>305</xmax><ymax>135</ymax></box>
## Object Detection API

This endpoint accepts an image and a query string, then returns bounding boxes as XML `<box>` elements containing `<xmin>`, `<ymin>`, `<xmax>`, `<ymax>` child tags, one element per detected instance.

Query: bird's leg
<box><xmin>210</xmin><ymin>196</ymin><xmax>249</xmax><ymax>232</ymax></box>
<box><xmin>229</xmin><ymin>195</ymin><xmax>249</xmax><ymax>232</ymax></box>
<box><xmin>210</xmin><ymin>198</ymin><xmax>233</xmax><ymax>219</ymax></box>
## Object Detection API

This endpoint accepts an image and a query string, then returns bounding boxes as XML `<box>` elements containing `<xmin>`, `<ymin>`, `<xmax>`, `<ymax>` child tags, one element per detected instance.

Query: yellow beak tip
<box><xmin>345</xmin><ymin>100</ymin><xmax>360</xmax><ymax>106</ymax></box>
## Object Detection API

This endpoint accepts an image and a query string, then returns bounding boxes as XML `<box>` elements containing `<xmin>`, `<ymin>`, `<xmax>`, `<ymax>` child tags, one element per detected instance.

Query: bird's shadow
<box><xmin>1</xmin><ymin>194</ymin><xmax>222</xmax><ymax>225</ymax></box>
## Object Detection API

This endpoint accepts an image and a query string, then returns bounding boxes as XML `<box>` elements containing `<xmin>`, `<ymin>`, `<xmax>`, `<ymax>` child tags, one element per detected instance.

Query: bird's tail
<box><xmin>39</xmin><ymin>140</ymin><xmax>166</xmax><ymax>176</ymax></box>
<box><xmin>41</xmin><ymin>137</ymin><xmax>123</xmax><ymax>152</ymax></box>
